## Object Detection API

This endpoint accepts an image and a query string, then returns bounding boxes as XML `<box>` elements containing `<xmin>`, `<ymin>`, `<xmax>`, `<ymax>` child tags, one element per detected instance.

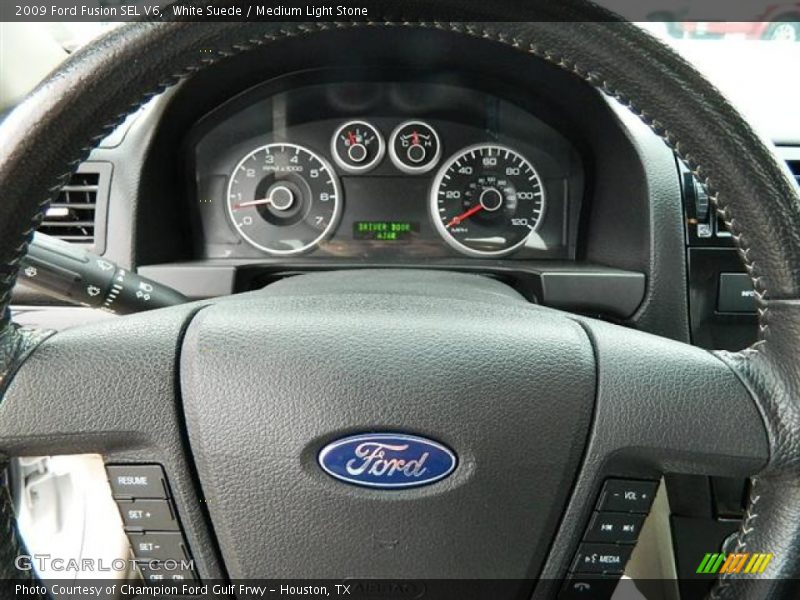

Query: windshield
<box><xmin>640</xmin><ymin>22</ymin><xmax>800</xmax><ymax>142</ymax></box>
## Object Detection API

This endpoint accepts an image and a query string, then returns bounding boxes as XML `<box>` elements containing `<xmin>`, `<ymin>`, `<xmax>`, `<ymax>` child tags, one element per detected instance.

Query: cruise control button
<box><xmin>597</xmin><ymin>479</ymin><xmax>657</xmax><ymax>513</ymax></box>
<box><xmin>107</xmin><ymin>465</ymin><xmax>168</xmax><ymax>499</ymax></box>
<box><xmin>117</xmin><ymin>499</ymin><xmax>179</xmax><ymax>531</ymax></box>
<box><xmin>584</xmin><ymin>512</ymin><xmax>645</xmax><ymax>544</ymax></box>
<box><xmin>129</xmin><ymin>532</ymin><xmax>188</xmax><ymax>561</ymax></box>
<box><xmin>572</xmin><ymin>543</ymin><xmax>633</xmax><ymax>575</ymax></box>
<box><xmin>138</xmin><ymin>562</ymin><xmax>197</xmax><ymax>583</ymax></box>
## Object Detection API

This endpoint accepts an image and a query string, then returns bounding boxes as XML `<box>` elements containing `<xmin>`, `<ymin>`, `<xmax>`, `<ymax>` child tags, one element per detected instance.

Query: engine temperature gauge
<box><xmin>389</xmin><ymin>120</ymin><xmax>441</xmax><ymax>174</ymax></box>
<box><xmin>331</xmin><ymin>120</ymin><xmax>385</xmax><ymax>173</ymax></box>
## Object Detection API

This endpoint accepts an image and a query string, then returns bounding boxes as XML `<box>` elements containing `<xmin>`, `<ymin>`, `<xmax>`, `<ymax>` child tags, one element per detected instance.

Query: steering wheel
<box><xmin>2</xmin><ymin>2</ymin><xmax>800</xmax><ymax>599</ymax></box>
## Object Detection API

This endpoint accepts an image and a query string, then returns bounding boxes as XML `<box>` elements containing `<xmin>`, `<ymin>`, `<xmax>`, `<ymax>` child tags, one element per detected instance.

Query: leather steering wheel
<box><xmin>2</xmin><ymin>2</ymin><xmax>800</xmax><ymax>599</ymax></box>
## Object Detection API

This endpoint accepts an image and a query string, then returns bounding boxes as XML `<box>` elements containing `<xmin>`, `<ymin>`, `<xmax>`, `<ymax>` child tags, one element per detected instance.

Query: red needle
<box><xmin>412</xmin><ymin>130</ymin><xmax>419</xmax><ymax>145</ymax></box>
<box><xmin>446</xmin><ymin>204</ymin><xmax>484</xmax><ymax>228</ymax></box>
<box><xmin>348</xmin><ymin>131</ymin><xmax>357</xmax><ymax>145</ymax></box>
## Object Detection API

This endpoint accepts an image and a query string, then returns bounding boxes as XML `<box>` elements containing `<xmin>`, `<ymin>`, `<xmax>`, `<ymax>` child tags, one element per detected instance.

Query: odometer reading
<box><xmin>227</xmin><ymin>143</ymin><xmax>341</xmax><ymax>255</ymax></box>
<box><xmin>430</xmin><ymin>144</ymin><xmax>545</xmax><ymax>257</ymax></box>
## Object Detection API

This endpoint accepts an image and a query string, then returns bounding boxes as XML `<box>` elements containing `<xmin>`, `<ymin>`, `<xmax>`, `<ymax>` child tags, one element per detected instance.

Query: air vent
<box><xmin>38</xmin><ymin>171</ymin><xmax>100</xmax><ymax>244</ymax></box>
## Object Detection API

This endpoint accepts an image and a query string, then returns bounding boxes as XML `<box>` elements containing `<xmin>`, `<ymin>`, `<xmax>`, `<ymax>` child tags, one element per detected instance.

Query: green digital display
<box><xmin>353</xmin><ymin>221</ymin><xmax>419</xmax><ymax>241</ymax></box>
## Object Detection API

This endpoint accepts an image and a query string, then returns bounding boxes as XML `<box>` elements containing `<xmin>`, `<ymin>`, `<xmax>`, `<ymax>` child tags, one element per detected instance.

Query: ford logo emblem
<box><xmin>318</xmin><ymin>433</ymin><xmax>457</xmax><ymax>489</ymax></box>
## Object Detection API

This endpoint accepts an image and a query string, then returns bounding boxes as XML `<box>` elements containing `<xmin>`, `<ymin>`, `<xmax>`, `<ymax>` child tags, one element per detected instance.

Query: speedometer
<box><xmin>430</xmin><ymin>144</ymin><xmax>545</xmax><ymax>257</ymax></box>
<box><xmin>227</xmin><ymin>143</ymin><xmax>341</xmax><ymax>255</ymax></box>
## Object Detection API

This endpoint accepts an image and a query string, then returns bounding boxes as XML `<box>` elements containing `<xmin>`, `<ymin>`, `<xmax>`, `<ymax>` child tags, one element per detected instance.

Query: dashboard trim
<box><xmin>137</xmin><ymin>261</ymin><xmax>645</xmax><ymax>319</ymax></box>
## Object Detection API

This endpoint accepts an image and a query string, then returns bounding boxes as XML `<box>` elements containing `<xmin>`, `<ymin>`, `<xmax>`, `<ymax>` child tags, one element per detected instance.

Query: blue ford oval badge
<box><xmin>318</xmin><ymin>433</ymin><xmax>457</xmax><ymax>489</ymax></box>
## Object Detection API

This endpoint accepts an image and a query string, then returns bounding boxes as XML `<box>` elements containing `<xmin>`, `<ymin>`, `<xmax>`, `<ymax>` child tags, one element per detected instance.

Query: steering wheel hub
<box><xmin>180</xmin><ymin>271</ymin><xmax>596</xmax><ymax>579</ymax></box>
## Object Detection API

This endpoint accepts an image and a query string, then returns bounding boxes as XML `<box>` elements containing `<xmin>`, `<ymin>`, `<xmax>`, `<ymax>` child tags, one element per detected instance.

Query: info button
<box><xmin>718</xmin><ymin>273</ymin><xmax>757</xmax><ymax>313</ymax></box>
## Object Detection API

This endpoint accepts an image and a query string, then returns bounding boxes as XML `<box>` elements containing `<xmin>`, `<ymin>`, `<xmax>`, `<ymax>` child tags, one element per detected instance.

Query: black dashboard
<box><xmin>14</xmin><ymin>24</ymin><xmax>778</xmax><ymax>351</ymax></box>
<box><xmin>189</xmin><ymin>73</ymin><xmax>584</xmax><ymax>262</ymax></box>
<box><xmin>190</xmin><ymin>76</ymin><xmax>583</xmax><ymax>263</ymax></box>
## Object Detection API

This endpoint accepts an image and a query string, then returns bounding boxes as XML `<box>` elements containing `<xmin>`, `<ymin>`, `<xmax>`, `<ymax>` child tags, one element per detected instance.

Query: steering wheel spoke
<box><xmin>576</xmin><ymin>317</ymin><xmax>768</xmax><ymax>476</ymax></box>
<box><xmin>536</xmin><ymin>316</ymin><xmax>769</xmax><ymax>592</ymax></box>
<box><xmin>0</xmin><ymin>305</ymin><xmax>198</xmax><ymax>455</ymax></box>
<box><xmin>0</xmin><ymin>303</ymin><xmax>227</xmax><ymax>580</ymax></box>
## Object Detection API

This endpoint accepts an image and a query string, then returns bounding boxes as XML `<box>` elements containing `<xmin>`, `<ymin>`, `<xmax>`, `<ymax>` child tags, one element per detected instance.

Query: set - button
<box><xmin>106</xmin><ymin>464</ymin><xmax>198</xmax><ymax>585</ymax></box>
<box><xmin>128</xmin><ymin>532</ymin><xmax>189</xmax><ymax>562</ymax></box>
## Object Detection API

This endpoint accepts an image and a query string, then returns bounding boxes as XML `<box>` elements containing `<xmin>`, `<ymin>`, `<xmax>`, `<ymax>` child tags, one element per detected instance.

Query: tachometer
<box><xmin>227</xmin><ymin>143</ymin><xmax>341</xmax><ymax>255</ymax></box>
<box><xmin>430</xmin><ymin>144</ymin><xmax>545</xmax><ymax>257</ymax></box>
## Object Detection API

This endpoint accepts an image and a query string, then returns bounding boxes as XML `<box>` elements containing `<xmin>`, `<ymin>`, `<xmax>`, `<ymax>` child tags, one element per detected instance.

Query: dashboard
<box><xmin>11</xmin><ymin>24</ymin><xmax>788</xmax><ymax>351</ymax></box>
<box><xmin>190</xmin><ymin>78</ymin><xmax>583</xmax><ymax>262</ymax></box>
<box><xmin>14</xmin><ymin>24</ymin><xmax>748</xmax><ymax>345</ymax></box>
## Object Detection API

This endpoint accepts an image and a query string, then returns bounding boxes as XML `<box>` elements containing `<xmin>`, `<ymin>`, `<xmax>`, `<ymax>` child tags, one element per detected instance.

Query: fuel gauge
<box><xmin>331</xmin><ymin>120</ymin><xmax>385</xmax><ymax>173</ymax></box>
<box><xmin>389</xmin><ymin>120</ymin><xmax>441</xmax><ymax>174</ymax></box>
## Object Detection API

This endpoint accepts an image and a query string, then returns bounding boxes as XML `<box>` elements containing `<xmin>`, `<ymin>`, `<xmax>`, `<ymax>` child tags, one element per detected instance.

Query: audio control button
<box><xmin>597</xmin><ymin>479</ymin><xmax>657</xmax><ymax>513</ymax></box>
<box><xmin>585</xmin><ymin>512</ymin><xmax>644</xmax><ymax>544</ymax></box>
<box><xmin>572</xmin><ymin>543</ymin><xmax>633</xmax><ymax>575</ymax></box>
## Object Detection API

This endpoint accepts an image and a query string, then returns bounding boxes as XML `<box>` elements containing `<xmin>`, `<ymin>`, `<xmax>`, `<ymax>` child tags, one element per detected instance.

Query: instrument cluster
<box><xmin>191</xmin><ymin>78</ymin><xmax>583</xmax><ymax>262</ymax></box>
